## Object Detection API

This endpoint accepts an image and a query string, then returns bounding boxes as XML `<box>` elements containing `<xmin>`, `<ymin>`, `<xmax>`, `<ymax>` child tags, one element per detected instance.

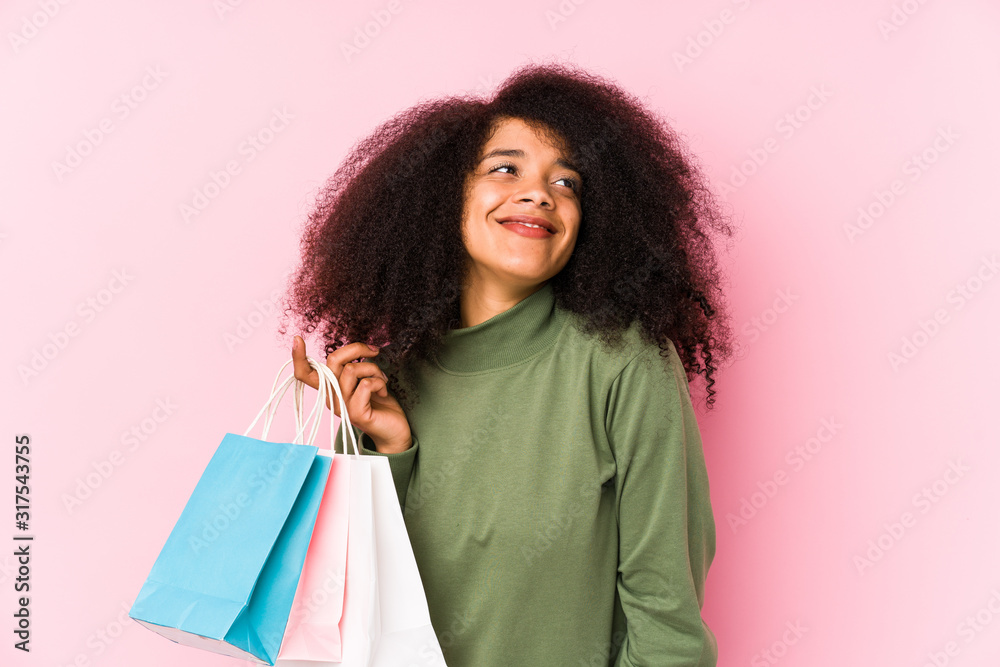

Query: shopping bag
<box><xmin>277</xmin><ymin>362</ymin><xmax>380</xmax><ymax>667</ymax></box>
<box><xmin>328</xmin><ymin>440</ymin><xmax>446</xmax><ymax>667</ymax></box>
<box><xmin>277</xmin><ymin>370</ymin><xmax>354</xmax><ymax>662</ymax></box>
<box><xmin>368</xmin><ymin>455</ymin><xmax>446</xmax><ymax>667</ymax></box>
<box><xmin>129</xmin><ymin>357</ymin><xmax>342</xmax><ymax>665</ymax></box>
<box><xmin>333</xmin><ymin>455</ymin><xmax>382</xmax><ymax>667</ymax></box>
<box><xmin>275</xmin><ymin>361</ymin><xmax>446</xmax><ymax>667</ymax></box>
<box><xmin>278</xmin><ymin>454</ymin><xmax>351</xmax><ymax>661</ymax></box>
<box><xmin>325</xmin><ymin>361</ymin><xmax>445</xmax><ymax>667</ymax></box>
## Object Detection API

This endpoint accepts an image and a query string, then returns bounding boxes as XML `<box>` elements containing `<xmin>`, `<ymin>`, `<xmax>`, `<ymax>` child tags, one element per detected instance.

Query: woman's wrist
<box><xmin>371</xmin><ymin>435</ymin><xmax>413</xmax><ymax>455</ymax></box>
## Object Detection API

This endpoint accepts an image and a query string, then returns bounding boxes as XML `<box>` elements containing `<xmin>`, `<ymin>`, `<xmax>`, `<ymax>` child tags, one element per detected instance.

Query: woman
<box><xmin>281</xmin><ymin>62</ymin><xmax>734</xmax><ymax>666</ymax></box>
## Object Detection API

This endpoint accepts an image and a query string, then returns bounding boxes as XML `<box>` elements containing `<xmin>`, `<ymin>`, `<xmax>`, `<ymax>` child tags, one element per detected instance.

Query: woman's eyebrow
<box><xmin>479</xmin><ymin>148</ymin><xmax>580</xmax><ymax>173</ymax></box>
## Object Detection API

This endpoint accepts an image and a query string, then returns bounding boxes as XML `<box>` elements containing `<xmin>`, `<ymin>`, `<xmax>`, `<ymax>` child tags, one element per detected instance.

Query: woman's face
<box><xmin>460</xmin><ymin>116</ymin><xmax>582</xmax><ymax>293</ymax></box>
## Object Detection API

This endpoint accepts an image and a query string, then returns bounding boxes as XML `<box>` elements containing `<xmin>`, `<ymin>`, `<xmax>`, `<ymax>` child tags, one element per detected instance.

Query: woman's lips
<box><xmin>499</xmin><ymin>221</ymin><xmax>554</xmax><ymax>238</ymax></box>
<box><xmin>495</xmin><ymin>215</ymin><xmax>555</xmax><ymax>238</ymax></box>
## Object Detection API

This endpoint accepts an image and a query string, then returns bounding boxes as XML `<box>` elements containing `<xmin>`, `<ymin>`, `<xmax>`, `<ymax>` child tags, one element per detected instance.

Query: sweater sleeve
<box><xmin>334</xmin><ymin>421</ymin><xmax>418</xmax><ymax>511</ymax></box>
<box><xmin>606</xmin><ymin>343</ymin><xmax>718</xmax><ymax>667</ymax></box>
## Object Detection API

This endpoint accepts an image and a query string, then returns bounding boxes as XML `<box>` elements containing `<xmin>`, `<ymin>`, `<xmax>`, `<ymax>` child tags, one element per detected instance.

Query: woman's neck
<box><xmin>458</xmin><ymin>277</ymin><xmax>549</xmax><ymax>328</ymax></box>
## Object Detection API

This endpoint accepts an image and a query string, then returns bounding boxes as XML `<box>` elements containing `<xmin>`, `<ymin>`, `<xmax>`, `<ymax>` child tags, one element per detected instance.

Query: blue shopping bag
<box><xmin>130</xmin><ymin>358</ymin><xmax>341</xmax><ymax>665</ymax></box>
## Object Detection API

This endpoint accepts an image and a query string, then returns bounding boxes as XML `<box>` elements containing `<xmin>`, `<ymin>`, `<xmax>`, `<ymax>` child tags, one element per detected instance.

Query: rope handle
<box><xmin>243</xmin><ymin>356</ymin><xmax>359</xmax><ymax>455</ymax></box>
<box><xmin>244</xmin><ymin>358</ymin><xmax>327</xmax><ymax>447</ymax></box>
<box><xmin>313</xmin><ymin>361</ymin><xmax>360</xmax><ymax>456</ymax></box>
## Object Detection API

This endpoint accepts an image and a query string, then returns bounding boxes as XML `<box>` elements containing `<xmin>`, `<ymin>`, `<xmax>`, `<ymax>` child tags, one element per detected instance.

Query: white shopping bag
<box><xmin>336</xmin><ymin>455</ymin><xmax>382</xmax><ymax>667</ymax></box>
<box><xmin>369</xmin><ymin>456</ymin><xmax>446</xmax><ymax>667</ymax></box>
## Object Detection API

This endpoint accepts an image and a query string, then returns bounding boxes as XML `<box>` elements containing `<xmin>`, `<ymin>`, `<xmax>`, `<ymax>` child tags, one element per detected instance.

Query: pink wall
<box><xmin>3</xmin><ymin>1</ymin><xmax>999</xmax><ymax>665</ymax></box>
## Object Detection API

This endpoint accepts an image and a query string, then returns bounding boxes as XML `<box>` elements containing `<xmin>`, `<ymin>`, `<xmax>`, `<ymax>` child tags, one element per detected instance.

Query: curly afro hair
<box><xmin>279</xmin><ymin>61</ymin><xmax>736</xmax><ymax>411</ymax></box>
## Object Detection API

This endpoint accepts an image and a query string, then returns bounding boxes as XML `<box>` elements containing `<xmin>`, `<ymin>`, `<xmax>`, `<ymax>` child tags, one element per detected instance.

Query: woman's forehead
<box><xmin>481</xmin><ymin>116</ymin><xmax>572</xmax><ymax>159</ymax></box>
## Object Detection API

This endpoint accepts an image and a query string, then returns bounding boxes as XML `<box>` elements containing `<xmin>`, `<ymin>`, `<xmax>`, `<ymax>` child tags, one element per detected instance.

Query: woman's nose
<box><xmin>513</xmin><ymin>177</ymin><xmax>554</xmax><ymax>208</ymax></box>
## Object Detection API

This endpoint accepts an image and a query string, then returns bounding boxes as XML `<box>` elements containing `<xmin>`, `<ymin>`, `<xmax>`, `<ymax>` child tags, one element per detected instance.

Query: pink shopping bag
<box><xmin>277</xmin><ymin>452</ymin><xmax>351</xmax><ymax>661</ymax></box>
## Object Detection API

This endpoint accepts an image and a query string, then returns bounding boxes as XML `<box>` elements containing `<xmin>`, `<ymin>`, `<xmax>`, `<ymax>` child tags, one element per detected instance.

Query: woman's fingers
<box><xmin>291</xmin><ymin>337</ymin><xmax>409</xmax><ymax>451</ymax></box>
<box><xmin>325</xmin><ymin>344</ymin><xmax>383</xmax><ymax>410</ymax></box>
<box><xmin>348</xmin><ymin>376</ymin><xmax>388</xmax><ymax>422</ymax></box>
<box><xmin>291</xmin><ymin>336</ymin><xmax>318</xmax><ymax>389</ymax></box>
<box><xmin>337</xmin><ymin>361</ymin><xmax>388</xmax><ymax>391</ymax></box>
<box><xmin>292</xmin><ymin>335</ymin><xmax>338</xmax><ymax>413</ymax></box>
<box><xmin>293</xmin><ymin>338</ymin><xmax>385</xmax><ymax>418</ymax></box>
<box><xmin>335</xmin><ymin>361</ymin><xmax>386</xmax><ymax>419</ymax></box>
<box><xmin>324</xmin><ymin>342</ymin><xmax>380</xmax><ymax>377</ymax></box>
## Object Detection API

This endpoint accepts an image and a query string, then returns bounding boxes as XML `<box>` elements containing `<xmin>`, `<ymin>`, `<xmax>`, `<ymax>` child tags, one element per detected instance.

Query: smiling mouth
<box><xmin>502</xmin><ymin>221</ymin><xmax>550</xmax><ymax>232</ymax></box>
<box><xmin>495</xmin><ymin>215</ymin><xmax>556</xmax><ymax>234</ymax></box>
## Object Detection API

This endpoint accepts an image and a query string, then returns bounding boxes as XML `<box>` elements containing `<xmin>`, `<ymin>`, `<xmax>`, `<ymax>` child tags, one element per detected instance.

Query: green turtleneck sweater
<box><xmin>340</xmin><ymin>282</ymin><xmax>717</xmax><ymax>666</ymax></box>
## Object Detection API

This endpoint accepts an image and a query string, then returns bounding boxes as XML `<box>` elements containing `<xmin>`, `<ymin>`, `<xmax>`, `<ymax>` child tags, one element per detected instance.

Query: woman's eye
<box><xmin>489</xmin><ymin>162</ymin><xmax>517</xmax><ymax>174</ymax></box>
<box><xmin>555</xmin><ymin>177</ymin><xmax>579</xmax><ymax>191</ymax></box>
<box><xmin>487</xmin><ymin>162</ymin><xmax>579</xmax><ymax>193</ymax></box>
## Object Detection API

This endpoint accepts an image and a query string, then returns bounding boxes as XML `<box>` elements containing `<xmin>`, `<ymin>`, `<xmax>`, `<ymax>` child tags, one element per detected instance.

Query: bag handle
<box><xmin>243</xmin><ymin>356</ymin><xmax>359</xmax><ymax>455</ymax></box>
<box><xmin>295</xmin><ymin>357</ymin><xmax>361</xmax><ymax>456</ymax></box>
<box><xmin>246</xmin><ymin>357</ymin><xmax>356</xmax><ymax>452</ymax></box>
<box><xmin>244</xmin><ymin>359</ymin><xmax>327</xmax><ymax>446</ymax></box>
<box><xmin>264</xmin><ymin>363</ymin><xmax>319</xmax><ymax>444</ymax></box>
<box><xmin>304</xmin><ymin>360</ymin><xmax>361</xmax><ymax>456</ymax></box>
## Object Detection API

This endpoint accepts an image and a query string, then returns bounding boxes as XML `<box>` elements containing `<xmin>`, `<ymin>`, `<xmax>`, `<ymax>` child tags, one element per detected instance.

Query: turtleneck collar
<box><xmin>431</xmin><ymin>282</ymin><xmax>570</xmax><ymax>374</ymax></box>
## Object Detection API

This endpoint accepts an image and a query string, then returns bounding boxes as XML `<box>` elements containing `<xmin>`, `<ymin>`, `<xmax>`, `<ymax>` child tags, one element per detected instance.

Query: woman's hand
<box><xmin>291</xmin><ymin>335</ymin><xmax>413</xmax><ymax>454</ymax></box>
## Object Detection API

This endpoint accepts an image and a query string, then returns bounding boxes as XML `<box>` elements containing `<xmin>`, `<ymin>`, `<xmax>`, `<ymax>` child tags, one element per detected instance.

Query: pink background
<box><xmin>3</xmin><ymin>1</ymin><xmax>999</xmax><ymax>665</ymax></box>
